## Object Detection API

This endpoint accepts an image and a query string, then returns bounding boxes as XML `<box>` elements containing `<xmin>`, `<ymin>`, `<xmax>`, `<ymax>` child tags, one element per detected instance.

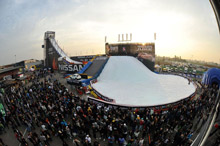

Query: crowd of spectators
<box><xmin>0</xmin><ymin>70</ymin><xmax>219</xmax><ymax>146</ymax></box>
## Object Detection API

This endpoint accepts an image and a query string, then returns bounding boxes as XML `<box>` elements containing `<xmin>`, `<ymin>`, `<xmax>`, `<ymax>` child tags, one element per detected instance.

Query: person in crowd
<box><xmin>85</xmin><ymin>134</ymin><xmax>92</xmax><ymax>146</ymax></box>
<box><xmin>73</xmin><ymin>139</ymin><xmax>80</xmax><ymax>146</ymax></box>
<box><xmin>93</xmin><ymin>140</ymin><xmax>100</xmax><ymax>146</ymax></box>
<box><xmin>118</xmin><ymin>135</ymin><xmax>125</xmax><ymax>146</ymax></box>
<box><xmin>108</xmin><ymin>134</ymin><xmax>114</xmax><ymax>146</ymax></box>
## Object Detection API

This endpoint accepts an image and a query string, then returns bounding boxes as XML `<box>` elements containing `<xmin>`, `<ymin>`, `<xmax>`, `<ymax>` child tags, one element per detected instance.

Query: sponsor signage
<box><xmin>105</xmin><ymin>43</ymin><xmax>155</xmax><ymax>71</ymax></box>
<box><xmin>48</xmin><ymin>48</ymin><xmax>55</xmax><ymax>55</ymax></box>
<box><xmin>137</xmin><ymin>45</ymin><xmax>153</xmax><ymax>52</ymax></box>
<box><xmin>88</xmin><ymin>98</ymin><xmax>128</xmax><ymax>109</ymax></box>
<box><xmin>92</xmin><ymin>89</ymin><xmax>114</xmax><ymax>102</ymax></box>
<box><xmin>88</xmin><ymin>90</ymin><xmax>195</xmax><ymax>110</ymax></box>
<box><xmin>109</xmin><ymin>46</ymin><xmax>118</xmax><ymax>53</ymax></box>
<box><xmin>70</xmin><ymin>55</ymin><xmax>95</xmax><ymax>62</ymax></box>
<box><xmin>58</xmin><ymin>64</ymin><xmax>84</xmax><ymax>72</ymax></box>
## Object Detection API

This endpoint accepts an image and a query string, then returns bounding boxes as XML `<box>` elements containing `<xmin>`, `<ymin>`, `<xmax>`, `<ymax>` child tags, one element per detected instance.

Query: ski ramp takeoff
<box><xmin>49</xmin><ymin>38</ymin><xmax>82</xmax><ymax>64</ymax></box>
<box><xmin>84</xmin><ymin>56</ymin><xmax>108</xmax><ymax>77</ymax></box>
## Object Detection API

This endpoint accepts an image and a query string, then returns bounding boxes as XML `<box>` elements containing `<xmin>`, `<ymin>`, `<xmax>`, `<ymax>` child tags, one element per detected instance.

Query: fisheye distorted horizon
<box><xmin>0</xmin><ymin>0</ymin><xmax>219</xmax><ymax>66</ymax></box>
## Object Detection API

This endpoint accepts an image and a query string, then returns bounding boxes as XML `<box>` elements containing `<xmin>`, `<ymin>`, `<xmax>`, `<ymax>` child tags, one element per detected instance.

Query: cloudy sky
<box><xmin>0</xmin><ymin>0</ymin><xmax>219</xmax><ymax>65</ymax></box>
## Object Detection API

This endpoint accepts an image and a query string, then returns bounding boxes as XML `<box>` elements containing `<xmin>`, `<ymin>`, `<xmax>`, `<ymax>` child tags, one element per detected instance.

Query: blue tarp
<box><xmin>78</xmin><ymin>61</ymin><xmax>92</xmax><ymax>74</ymax></box>
<box><xmin>202</xmin><ymin>68</ymin><xmax>220</xmax><ymax>87</ymax></box>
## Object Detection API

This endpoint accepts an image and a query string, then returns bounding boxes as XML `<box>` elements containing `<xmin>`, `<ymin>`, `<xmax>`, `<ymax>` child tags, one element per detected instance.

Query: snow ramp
<box><xmin>91</xmin><ymin>56</ymin><xmax>196</xmax><ymax>106</ymax></box>
<box><xmin>49</xmin><ymin>38</ymin><xmax>82</xmax><ymax>64</ymax></box>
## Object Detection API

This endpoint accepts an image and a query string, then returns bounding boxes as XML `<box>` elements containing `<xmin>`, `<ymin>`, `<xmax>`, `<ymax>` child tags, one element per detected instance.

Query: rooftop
<box><xmin>0</xmin><ymin>66</ymin><xmax>22</xmax><ymax>74</ymax></box>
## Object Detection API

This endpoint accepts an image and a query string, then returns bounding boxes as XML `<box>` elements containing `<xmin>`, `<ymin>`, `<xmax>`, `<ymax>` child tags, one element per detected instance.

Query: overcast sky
<box><xmin>0</xmin><ymin>0</ymin><xmax>219</xmax><ymax>65</ymax></box>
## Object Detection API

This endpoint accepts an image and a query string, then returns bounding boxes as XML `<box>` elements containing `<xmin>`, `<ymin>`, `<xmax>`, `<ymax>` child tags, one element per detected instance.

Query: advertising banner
<box><xmin>91</xmin><ymin>87</ymin><xmax>114</xmax><ymax>102</ymax></box>
<box><xmin>58</xmin><ymin>63</ymin><xmax>84</xmax><ymax>72</ymax></box>
<box><xmin>45</xmin><ymin>39</ymin><xmax>60</xmax><ymax>69</ymax></box>
<box><xmin>70</xmin><ymin>55</ymin><xmax>95</xmax><ymax>64</ymax></box>
<box><xmin>106</xmin><ymin>43</ymin><xmax>155</xmax><ymax>71</ymax></box>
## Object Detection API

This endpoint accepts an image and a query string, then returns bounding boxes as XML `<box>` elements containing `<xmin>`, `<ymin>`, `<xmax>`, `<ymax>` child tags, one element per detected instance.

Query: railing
<box><xmin>191</xmin><ymin>88</ymin><xmax>220</xmax><ymax>146</ymax></box>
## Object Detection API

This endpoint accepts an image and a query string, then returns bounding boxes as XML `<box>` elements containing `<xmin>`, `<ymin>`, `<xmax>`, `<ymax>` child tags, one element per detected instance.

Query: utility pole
<box><xmin>15</xmin><ymin>55</ymin><xmax>16</xmax><ymax>66</ymax></box>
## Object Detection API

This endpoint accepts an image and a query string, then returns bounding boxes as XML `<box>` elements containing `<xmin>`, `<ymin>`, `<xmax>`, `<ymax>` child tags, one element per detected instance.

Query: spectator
<box><xmin>108</xmin><ymin>135</ymin><xmax>114</xmax><ymax>146</ymax></box>
<box><xmin>0</xmin><ymin>70</ymin><xmax>218</xmax><ymax>146</ymax></box>
<box><xmin>85</xmin><ymin>135</ymin><xmax>92</xmax><ymax>146</ymax></box>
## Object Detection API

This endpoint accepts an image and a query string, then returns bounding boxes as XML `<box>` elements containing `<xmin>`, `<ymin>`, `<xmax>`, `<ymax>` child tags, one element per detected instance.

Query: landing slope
<box><xmin>92</xmin><ymin>56</ymin><xmax>195</xmax><ymax>106</ymax></box>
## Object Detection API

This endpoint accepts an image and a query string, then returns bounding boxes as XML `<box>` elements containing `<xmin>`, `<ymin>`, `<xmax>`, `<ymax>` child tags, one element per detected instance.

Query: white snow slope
<box><xmin>92</xmin><ymin>56</ymin><xmax>196</xmax><ymax>106</ymax></box>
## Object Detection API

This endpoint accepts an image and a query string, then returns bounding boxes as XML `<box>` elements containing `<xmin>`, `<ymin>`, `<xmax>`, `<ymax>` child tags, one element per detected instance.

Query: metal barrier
<box><xmin>191</xmin><ymin>88</ymin><xmax>220</xmax><ymax>146</ymax></box>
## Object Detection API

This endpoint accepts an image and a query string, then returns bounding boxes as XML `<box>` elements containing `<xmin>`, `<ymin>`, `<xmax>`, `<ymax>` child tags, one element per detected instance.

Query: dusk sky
<box><xmin>0</xmin><ymin>0</ymin><xmax>219</xmax><ymax>66</ymax></box>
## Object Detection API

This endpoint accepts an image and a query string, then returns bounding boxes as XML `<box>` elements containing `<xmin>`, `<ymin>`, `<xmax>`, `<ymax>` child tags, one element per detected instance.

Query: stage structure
<box><xmin>105</xmin><ymin>34</ymin><xmax>155</xmax><ymax>71</ymax></box>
